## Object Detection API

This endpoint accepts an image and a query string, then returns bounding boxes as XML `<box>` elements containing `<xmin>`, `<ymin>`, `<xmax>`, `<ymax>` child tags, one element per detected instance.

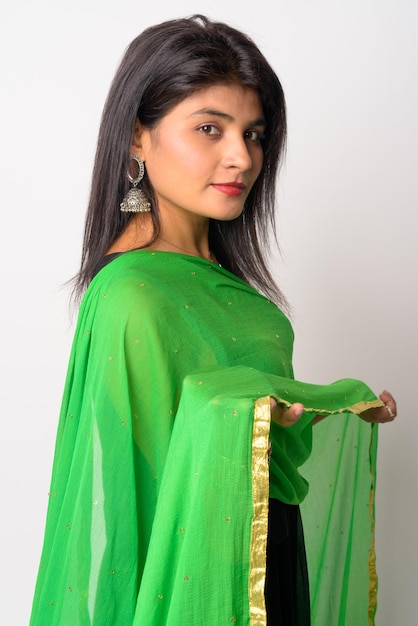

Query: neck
<box><xmin>106</xmin><ymin>213</ymin><xmax>220</xmax><ymax>264</ymax></box>
<box><xmin>157</xmin><ymin>232</ymin><xmax>211</xmax><ymax>259</ymax></box>
<box><xmin>141</xmin><ymin>215</ymin><xmax>212</xmax><ymax>260</ymax></box>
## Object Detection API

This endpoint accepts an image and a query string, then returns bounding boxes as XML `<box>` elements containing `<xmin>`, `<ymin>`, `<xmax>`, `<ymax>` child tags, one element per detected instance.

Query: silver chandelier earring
<box><xmin>120</xmin><ymin>155</ymin><xmax>151</xmax><ymax>213</ymax></box>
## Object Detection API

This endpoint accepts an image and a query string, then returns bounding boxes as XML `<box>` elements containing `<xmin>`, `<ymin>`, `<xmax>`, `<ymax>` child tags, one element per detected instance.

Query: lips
<box><xmin>211</xmin><ymin>182</ymin><xmax>246</xmax><ymax>197</ymax></box>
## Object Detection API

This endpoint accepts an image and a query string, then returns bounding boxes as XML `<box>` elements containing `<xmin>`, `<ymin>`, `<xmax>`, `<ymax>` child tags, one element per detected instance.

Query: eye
<box><xmin>198</xmin><ymin>124</ymin><xmax>221</xmax><ymax>136</ymax></box>
<box><xmin>244</xmin><ymin>129</ymin><xmax>266</xmax><ymax>143</ymax></box>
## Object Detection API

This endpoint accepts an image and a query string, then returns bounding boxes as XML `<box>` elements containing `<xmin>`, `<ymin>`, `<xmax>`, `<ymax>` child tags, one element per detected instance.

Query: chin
<box><xmin>210</xmin><ymin>207</ymin><xmax>245</xmax><ymax>222</ymax></box>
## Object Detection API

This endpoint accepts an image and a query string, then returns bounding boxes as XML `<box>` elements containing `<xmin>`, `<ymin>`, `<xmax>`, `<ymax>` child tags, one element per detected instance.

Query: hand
<box><xmin>359</xmin><ymin>390</ymin><xmax>397</xmax><ymax>423</ymax></box>
<box><xmin>270</xmin><ymin>397</ymin><xmax>304</xmax><ymax>427</ymax></box>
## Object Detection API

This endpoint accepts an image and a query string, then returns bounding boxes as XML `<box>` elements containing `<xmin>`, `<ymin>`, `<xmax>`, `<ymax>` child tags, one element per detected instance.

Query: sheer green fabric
<box><xmin>30</xmin><ymin>251</ymin><xmax>382</xmax><ymax>625</ymax></box>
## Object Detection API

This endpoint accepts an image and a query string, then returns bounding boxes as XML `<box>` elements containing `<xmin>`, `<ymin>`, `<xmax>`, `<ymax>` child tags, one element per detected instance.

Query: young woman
<box><xmin>30</xmin><ymin>15</ymin><xmax>396</xmax><ymax>626</ymax></box>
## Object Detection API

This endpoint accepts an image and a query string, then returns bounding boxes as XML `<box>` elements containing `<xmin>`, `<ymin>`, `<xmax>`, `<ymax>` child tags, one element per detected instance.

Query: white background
<box><xmin>1</xmin><ymin>1</ymin><xmax>416</xmax><ymax>624</ymax></box>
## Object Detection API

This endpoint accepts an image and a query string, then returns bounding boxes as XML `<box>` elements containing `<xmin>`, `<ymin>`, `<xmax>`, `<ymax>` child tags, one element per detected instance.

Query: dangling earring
<box><xmin>120</xmin><ymin>155</ymin><xmax>151</xmax><ymax>213</ymax></box>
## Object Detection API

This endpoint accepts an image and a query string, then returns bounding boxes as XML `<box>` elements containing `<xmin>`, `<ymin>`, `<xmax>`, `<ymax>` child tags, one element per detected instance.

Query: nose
<box><xmin>221</xmin><ymin>135</ymin><xmax>253</xmax><ymax>171</ymax></box>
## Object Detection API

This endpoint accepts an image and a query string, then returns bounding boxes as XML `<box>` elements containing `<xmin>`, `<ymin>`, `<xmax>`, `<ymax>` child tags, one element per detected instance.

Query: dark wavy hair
<box><xmin>72</xmin><ymin>14</ymin><xmax>288</xmax><ymax>310</ymax></box>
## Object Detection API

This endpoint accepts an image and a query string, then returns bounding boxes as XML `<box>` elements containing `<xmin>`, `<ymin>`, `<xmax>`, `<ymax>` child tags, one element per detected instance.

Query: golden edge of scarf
<box><xmin>249</xmin><ymin>396</ymin><xmax>271</xmax><ymax>626</ymax></box>
<box><xmin>368</xmin><ymin>422</ymin><xmax>378</xmax><ymax>625</ymax></box>
<box><xmin>270</xmin><ymin>397</ymin><xmax>384</xmax><ymax>416</ymax></box>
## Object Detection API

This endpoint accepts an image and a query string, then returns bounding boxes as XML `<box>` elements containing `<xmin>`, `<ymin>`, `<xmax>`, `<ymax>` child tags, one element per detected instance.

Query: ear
<box><xmin>131</xmin><ymin>118</ymin><xmax>148</xmax><ymax>160</ymax></box>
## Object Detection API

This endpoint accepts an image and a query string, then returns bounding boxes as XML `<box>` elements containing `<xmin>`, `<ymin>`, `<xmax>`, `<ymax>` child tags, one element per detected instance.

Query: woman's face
<box><xmin>133</xmin><ymin>84</ymin><xmax>265</xmax><ymax>225</ymax></box>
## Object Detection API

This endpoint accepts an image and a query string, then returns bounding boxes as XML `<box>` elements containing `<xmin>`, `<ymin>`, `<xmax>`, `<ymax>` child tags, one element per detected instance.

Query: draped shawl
<box><xmin>30</xmin><ymin>251</ymin><xmax>382</xmax><ymax>625</ymax></box>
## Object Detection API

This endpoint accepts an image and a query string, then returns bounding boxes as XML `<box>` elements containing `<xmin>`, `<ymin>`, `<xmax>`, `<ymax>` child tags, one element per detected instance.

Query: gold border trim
<box><xmin>368</xmin><ymin>423</ymin><xmax>378</xmax><ymax>625</ymax></box>
<box><xmin>270</xmin><ymin>396</ymin><xmax>384</xmax><ymax>416</ymax></box>
<box><xmin>249</xmin><ymin>396</ymin><xmax>271</xmax><ymax>626</ymax></box>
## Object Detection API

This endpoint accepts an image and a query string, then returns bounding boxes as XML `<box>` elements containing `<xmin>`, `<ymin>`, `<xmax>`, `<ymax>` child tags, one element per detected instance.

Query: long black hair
<box><xmin>73</xmin><ymin>14</ymin><xmax>289</xmax><ymax>310</ymax></box>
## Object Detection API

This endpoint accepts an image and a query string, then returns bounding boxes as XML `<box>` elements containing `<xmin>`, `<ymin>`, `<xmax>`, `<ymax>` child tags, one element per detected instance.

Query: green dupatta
<box><xmin>30</xmin><ymin>251</ymin><xmax>382</xmax><ymax>625</ymax></box>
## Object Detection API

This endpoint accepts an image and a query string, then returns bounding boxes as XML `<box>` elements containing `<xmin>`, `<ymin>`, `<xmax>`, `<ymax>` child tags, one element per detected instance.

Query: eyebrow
<box><xmin>191</xmin><ymin>108</ymin><xmax>266</xmax><ymax>126</ymax></box>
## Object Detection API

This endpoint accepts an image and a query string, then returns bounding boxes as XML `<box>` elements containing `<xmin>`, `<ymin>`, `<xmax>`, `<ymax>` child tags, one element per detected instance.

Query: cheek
<box><xmin>150</xmin><ymin>138</ymin><xmax>208</xmax><ymax>179</ymax></box>
<box><xmin>166</xmin><ymin>136</ymin><xmax>211</xmax><ymax>177</ymax></box>
<box><xmin>246</xmin><ymin>162</ymin><xmax>262</xmax><ymax>192</ymax></box>
<box><xmin>253</xmin><ymin>147</ymin><xmax>264</xmax><ymax>175</ymax></box>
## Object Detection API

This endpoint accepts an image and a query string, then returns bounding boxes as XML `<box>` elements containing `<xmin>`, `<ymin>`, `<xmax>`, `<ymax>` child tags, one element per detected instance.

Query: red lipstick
<box><xmin>211</xmin><ymin>182</ymin><xmax>245</xmax><ymax>197</ymax></box>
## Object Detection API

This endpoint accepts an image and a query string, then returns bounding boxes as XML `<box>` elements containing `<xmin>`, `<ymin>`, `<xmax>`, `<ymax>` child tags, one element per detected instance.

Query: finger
<box><xmin>270</xmin><ymin>401</ymin><xmax>304</xmax><ymax>427</ymax></box>
<box><xmin>377</xmin><ymin>407</ymin><xmax>395</xmax><ymax>422</ymax></box>
<box><xmin>277</xmin><ymin>403</ymin><xmax>304</xmax><ymax>427</ymax></box>
<box><xmin>378</xmin><ymin>390</ymin><xmax>397</xmax><ymax>419</ymax></box>
<box><xmin>287</xmin><ymin>403</ymin><xmax>304</xmax><ymax>423</ymax></box>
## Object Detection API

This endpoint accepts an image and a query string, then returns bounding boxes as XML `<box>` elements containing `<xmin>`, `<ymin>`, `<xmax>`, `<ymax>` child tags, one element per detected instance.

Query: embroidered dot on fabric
<box><xmin>49</xmin><ymin>601</ymin><xmax>54</xmax><ymax>606</ymax></box>
<box><xmin>139</xmin><ymin>283</ymin><xmax>145</xmax><ymax>287</ymax></box>
<box><xmin>134</xmin><ymin>339</ymin><xmax>140</xmax><ymax>344</ymax></box>
<box><xmin>184</xmin><ymin>304</ymin><xmax>190</xmax><ymax>310</ymax></box>
<box><xmin>102</xmin><ymin>294</ymin><xmax>107</xmax><ymax>299</ymax></box>
<box><xmin>68</xmin><ymin>414</ymin><xmax>74</xmax><ymax>419</ymax></box>
<box><xmin>231</xmin><ymin>337</ymin><xmax>237</xmax><ymax>342</ymax></box>
<box><xmin>179</xmin><ymin>528</ymin><xmax>185</xmax><ymax>533</ymax></box>
<box><xmin>184</xmin><ymin>576</ymin><xmax>190</xmax><ymax>582</ymax></box>
<box><xmin>108</xmin><ymin>356</ymin><xmax>114</xmax><ymax>361</ymax></box>
<box><xmin>227</xmin><ymin>301</ymin><xmax>232</xmax><ymax>306</ymax></box>
<box><xmin>110</xmin><ymin>569</ymin><xmax>115</xmax><ymax>575</ymax></box>
<box><xmin>66</xmin><ymin>524</ymin><xmax>71</xmax><ymax>530</ymax></box>
<box><xmin>121</xmin><ymin>421</ymin><xmax>127</xmax><ymax>427</ymax></box>
<box><xmin>225</xmin><ymin>517</ymin><xmax>232</xmax><ymax>523</ymax></box>
<box><xmin>230</xmin><ymin>617</ymin><xmax>237</xmax><ymax>622</ymax></box>
<box><xmin>93</xmin><ymin>499</ymin><xmax>98</xmax><ymax>506</ymax></box>
<box><xmin>157</xmin><ymin>594</ymin><xmax>163</xmax><ymax>600</ymax></box>
<box><xmin>197</xmin><ymin>381</ymin><xmax>203</xmax><ymax>386</ymax></box>
<box><xmin>68</xmin><ymin>587</ymin><xmax>73</xmax><ymax>592</ymax></box>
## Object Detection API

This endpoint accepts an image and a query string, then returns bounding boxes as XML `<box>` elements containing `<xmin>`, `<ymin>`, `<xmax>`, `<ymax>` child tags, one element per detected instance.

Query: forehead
<box><xmin>166</xmin><ymin>83</ymin><xmax>264</xmax><ymax>121</ymax></box>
